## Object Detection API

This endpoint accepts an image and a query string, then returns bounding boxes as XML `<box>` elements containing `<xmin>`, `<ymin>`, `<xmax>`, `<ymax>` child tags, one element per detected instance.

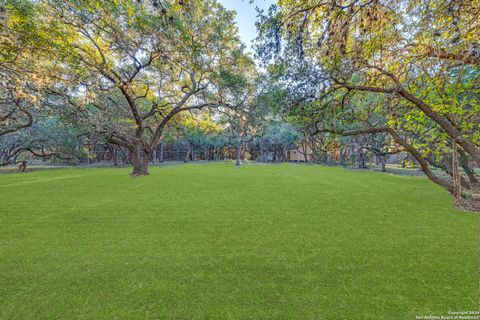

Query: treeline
<box><xmin>0</xmin><ymin>0</ymin><xmax>255</xmax><ymax>174</ymax></box>
<box><xmin>255</xmin><ymin>0</ymin><xmax>480</xmax><ymax>199</ymax></box>
<box><xmin>1</xmin><ymin>0</ymin><xmax>479</xmax><ymax>201</ymax></box>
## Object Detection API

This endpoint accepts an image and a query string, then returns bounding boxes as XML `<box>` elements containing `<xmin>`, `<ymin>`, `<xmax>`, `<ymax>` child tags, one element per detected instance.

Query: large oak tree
<box><xmin>46</xmin><ymin>0</ymin><xmax>251</xmax><ymax>175</ymax></box>
<box><xmin>257</xmin><ymin>0</ymin><xmax>480</xmax><ymax>165</ymax></box>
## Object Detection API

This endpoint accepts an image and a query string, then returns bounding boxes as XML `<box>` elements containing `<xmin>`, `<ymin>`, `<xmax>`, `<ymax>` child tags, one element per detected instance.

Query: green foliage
<box><xmin>0</xmin><ymin>115</ymin><xmax>85</xmax><ymax>163</ymax></box>
<box><xmin>255</xmin><ymin>0</ymin><xmax>480</xmax><ymax>188</ymax></box>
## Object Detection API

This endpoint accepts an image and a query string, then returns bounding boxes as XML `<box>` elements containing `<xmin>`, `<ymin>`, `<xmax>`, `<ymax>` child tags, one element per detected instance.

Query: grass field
<box><xmin>0</xmin><ymin>163</ymin><xmax>478</xmax><ymax>319</ymax></box>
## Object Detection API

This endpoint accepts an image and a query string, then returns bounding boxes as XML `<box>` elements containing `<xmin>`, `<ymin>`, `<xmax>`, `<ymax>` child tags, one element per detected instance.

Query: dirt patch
<box><xmin>455</xmin><ymin>192</ymin><xmax>480</xmax><ymax>213</ymax></box>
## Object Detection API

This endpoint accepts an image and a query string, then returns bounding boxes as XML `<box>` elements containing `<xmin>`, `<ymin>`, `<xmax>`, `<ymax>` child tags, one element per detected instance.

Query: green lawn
<box><xmin>0</xmin><ymin>163</ymin><xmax>478</xmax><ymax>319</ymax></box>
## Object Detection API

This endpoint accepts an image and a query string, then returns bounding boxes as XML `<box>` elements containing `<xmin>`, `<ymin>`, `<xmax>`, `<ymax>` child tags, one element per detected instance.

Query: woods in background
<box><xmin>1</xmin><ymin>0</ymin><xmax>479</xmax><ymax>201</ymax></box>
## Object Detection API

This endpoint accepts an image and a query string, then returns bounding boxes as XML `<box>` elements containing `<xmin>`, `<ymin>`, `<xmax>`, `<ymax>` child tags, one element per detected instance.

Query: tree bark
<box><xmin>184</xmin><ymin>142</ymin><xmax>191</xmax><ymax>163</ymax></box>
<box><xmin>357</xmin><ymin>147</ymin><xmax>367</xmax><ymax>169</ymax></box>
<box><xmin>339</xmin><ymin>144</ymin><xmax>345</xmax><ymax>166</ymax></box>
<box><xmin>18</xmin><ymin>161</ymin><xmax>26</xmax><ymax>172</ymax></box>
<box><xmin>235</xmin><ymin>144</ymin><xmax>241</xmax><ymax>166</ymax></box>
<box><xmin>379</xmin><ymin>155</ymin><xmax>387</xmax><ymax>172</ymax></box>
<box><xmin>259</xmin><ymin>138</ymin><xmax>266</xmax><ymax>162</ymax></box>
<box><xmin>130</xmin><ymin>143</ymin><xmax>150</xmax><ymax>176</ymax></box>
<box><xmin>387</xmin><ymin>130</ymin><xmax>453</xmax><ymax>192</ymax></box>
<box><xmin>311</xmin><ymin>138</ymin><xmax>318</xmax><ymax>163</ymax></box>
<box><xmin>302</xmin><ymin>141</ymin><xmax>309</xmax><ymax>162</ymax></box>
<box><xmin>112</xmin><ymin>146</ymin><xmax>118</xmax><ymax>166</ymax></box>
<box><xmin>452</xmin><ymin>143</ymin><xmax>462</xmax><ymax>199</ymax></box>
<box><xmin>458</xmin><ymin>149</ymin><xmax>479</xmax><ymax>184</ymax></box>
<box><xmin>0</xmin><ymin>0</ymin><xmax>6</xmax><ymax>28</ymax></box>
<box><xmin>443</xmin><ymin>156</ymin><xmax>470</xmax><ymax>189</ymax></box>
<box><xmin>350</xmin><ymin>144</ymin><xmax>355</xmax><ymax>165</ymax></box>
<box><xmin>152</xmin><ymin>149</ymin><xmax>156</xmax><ymax>165</ymax></box>
<box><xmin>159</xmin><ymin>141</ymin><xmax>164</xmax><ymax>163</ymax></box>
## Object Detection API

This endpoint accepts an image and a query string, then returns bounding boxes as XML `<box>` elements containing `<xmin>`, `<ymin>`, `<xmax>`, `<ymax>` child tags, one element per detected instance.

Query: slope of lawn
<box><xmin>0</xmin><ymin>163</ymin><xmax>478</xmax><ymax>319</ymax></box>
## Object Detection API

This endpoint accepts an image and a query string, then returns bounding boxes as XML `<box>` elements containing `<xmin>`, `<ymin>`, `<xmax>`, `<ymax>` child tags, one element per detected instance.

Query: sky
<box><xmin>217</xmin><ymin>0</ymin><xmax>276</xmax><ymax>53</ymax></box>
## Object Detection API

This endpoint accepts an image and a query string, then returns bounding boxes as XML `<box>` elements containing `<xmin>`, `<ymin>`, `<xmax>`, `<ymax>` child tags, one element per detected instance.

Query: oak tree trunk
<box><xmin>113</xmin><ymin>147</ymin><xmax>118</xmax><ymax>166</ymax></box>
<box><xmin>184</xmin><ymin>144</ymin><xmax>191</xmax><ymax>163</ymax></box>
<box><xmin>235</xmin><ymin>144</ymin><xmax>241</xmax><ymax>166</ymax></box>
<box><xmin>388</xmin><ymin>130</ymin><xmax>453</xmax><ymax>192</ymax></box>
<box><xmin>0</xmin><ymin>0</ymin><xmax>6</xmax><ymax>28</ymax></box>
<box><xmin>259</xmin><ymin>138</ymin><xmax>266</xmax><ymax>162</ymax></box>
<box><xmin>458</xmin><ymin>149</ymin><xmax>479</xmax><ymax>185</ymax></box>
<box><xmin>452</xmin><ymin>143</ymin><xmax>462</xmax><ymax>199</ymax></box>
<box><xmin>357</xmin><ymin>148</ymin><xmax>367</xmax><ymax>169</ymax></box>
<box><xmin>130</xmin><ymin>144</ymin><xmax>150</xmax><ymax>176</ymax></box>
<box><xmin>159</xmin><ymin>142</ymin><xmax>164</xmax><ymax>163</ymax></box>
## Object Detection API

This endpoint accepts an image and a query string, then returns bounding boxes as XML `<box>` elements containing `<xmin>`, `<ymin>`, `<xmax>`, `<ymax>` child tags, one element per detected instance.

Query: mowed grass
<box><xmin>0</xmin><ymin>163</ymin><xmax>478</xmax><ymax>319</ymax></box>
